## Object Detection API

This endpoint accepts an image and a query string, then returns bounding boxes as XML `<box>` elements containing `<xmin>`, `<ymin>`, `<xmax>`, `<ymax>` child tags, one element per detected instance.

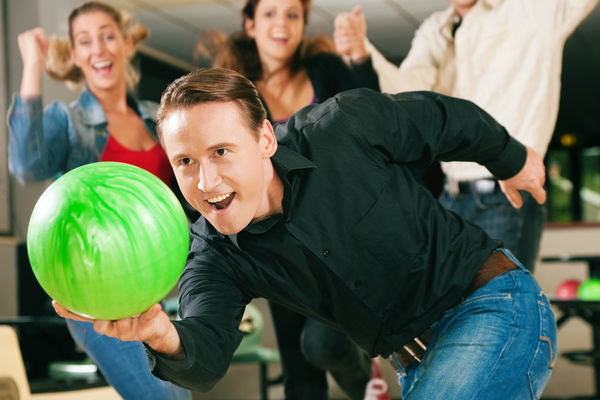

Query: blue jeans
<box><xmin>440</xmin><ymin>185</ymin><xmax>546</xmax><ymax>272</ymax></box>
<box><xmin>66</xmin><ymin>320</ymin><xmax>191</xmax><ymax>400</ymax></box>
<box><xmin>391</xmin><ymin>250</ymin><xmax>557</xmax><ymax>400</ymax></box>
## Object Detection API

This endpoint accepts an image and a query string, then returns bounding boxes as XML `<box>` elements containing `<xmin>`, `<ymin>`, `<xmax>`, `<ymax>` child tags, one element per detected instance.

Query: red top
<box><xmin>100</xmin><ymin>135</ymin><xmax>174</xmax><ymax>187</ymax></box>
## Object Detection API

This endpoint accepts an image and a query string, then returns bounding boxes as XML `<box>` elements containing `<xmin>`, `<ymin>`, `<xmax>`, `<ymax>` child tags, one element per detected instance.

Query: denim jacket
<box><xmin>7</xmin><ymin>87</ymin><xmax>158</xmax><ymax>183</ymax></box>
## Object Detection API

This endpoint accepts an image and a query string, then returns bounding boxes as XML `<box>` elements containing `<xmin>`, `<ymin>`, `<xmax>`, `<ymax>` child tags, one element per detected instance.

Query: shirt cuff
<box><xmin>143</xmin><ymin>341</ymin><xmax>195</xmax><ymax>380</ymax></box>
<box><xmin>484</xmin><ymin>135</ymin><xmax>527</xmax><ymax>181</ymax></box>
<box><xmin>11</xmin><ymin>92</ymin><xmax>43</xmax><ymax>114</ymax></box>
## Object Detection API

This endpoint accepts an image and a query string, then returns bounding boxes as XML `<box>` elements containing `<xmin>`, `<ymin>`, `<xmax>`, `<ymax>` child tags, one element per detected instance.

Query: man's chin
<box><xmin>214</xmin><ymin>225</ymin><xmax>244</xmax><ymax>236</ymax></box>
<box><xmin>207</xmin><ymin>218</ymin><xmax>246</xmax><ymax>236</ymax></box>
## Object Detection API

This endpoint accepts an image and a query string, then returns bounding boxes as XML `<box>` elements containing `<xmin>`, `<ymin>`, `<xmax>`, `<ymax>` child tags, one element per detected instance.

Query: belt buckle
<box><xmin>390</xmin><ymin>337</ymin><xmax>427</xmax><ymax>370</ymax></box>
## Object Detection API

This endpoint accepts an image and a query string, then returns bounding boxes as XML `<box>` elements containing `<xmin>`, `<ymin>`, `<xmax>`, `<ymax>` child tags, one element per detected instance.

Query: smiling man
<box><xmin>55</xmin><ymin>67</ymin><xmax>556</xmax><ymax>400</ymax></box>
<box><xmin>161</xmin><ymin>99</ymin><xmax>283</xmax><ymax>234</ymax></box>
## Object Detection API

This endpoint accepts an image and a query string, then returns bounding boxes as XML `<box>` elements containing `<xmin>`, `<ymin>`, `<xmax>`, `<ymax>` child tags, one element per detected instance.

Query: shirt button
<box><xmin>323</xmin><ymin>250</ymin><xmax>330</xmax><ymax>257</ymax></box>
<box><xmin>354</xmin><ymin>280</ymin><xmax>362</xmax><ymax>288</ymax></box>
<box><xmin>386</xmin><ymin>328</ymin><xmax>393</xmax><ymax>335</ymax></box>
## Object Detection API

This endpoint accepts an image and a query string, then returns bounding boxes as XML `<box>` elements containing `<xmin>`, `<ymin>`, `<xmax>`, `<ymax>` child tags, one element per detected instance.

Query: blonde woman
<box><xmin>8</xmin><ymin>2</ymin><xmax>191</xmax><ymax>399</ymax></box>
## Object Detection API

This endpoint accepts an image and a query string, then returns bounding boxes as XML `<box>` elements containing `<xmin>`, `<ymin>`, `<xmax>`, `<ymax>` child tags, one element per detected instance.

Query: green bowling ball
<box><xmin>27</xmin><ymin>162</ymin><xmax>189</xmax><ymax>320</ymax></box>
<box><xmin>577</xmin><ymin>278</ymin><xmax>600</xmax><ymax>301</ymax></box>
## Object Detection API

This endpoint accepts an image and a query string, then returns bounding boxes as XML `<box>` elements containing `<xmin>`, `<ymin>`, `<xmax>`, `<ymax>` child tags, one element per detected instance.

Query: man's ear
<box><xmin>244</xmin><ymin>18</ymin><xmax>256</xmax><ymax>39</ymax></box>
<box><xmin>259</xmin><ymin>119</ymin><xmax>277</xmax><ymax>158</ymax></box>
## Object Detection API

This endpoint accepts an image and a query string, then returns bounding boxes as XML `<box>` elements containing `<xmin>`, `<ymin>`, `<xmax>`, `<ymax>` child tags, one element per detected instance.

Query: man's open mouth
<box><xmin>207</xmin><ymin>192</ymin><xmax>234</xmax><ymax>210</ymax></box>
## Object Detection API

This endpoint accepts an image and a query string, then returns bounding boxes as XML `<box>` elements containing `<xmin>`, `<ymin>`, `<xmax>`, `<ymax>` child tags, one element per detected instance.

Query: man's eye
<box><xmin>181</xmin><ymin>158</ymin><xmax>192</xmax><ymax>165</ymax></box>
<box><xmin>216</xmin><ymin>149</ymin><xmax>228</xmax><ymax>157</ymax></box>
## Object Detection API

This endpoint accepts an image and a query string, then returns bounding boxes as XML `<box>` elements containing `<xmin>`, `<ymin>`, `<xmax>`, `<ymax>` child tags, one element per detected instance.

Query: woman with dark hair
<box><xmin>195</xmin><ymin>1</ymin><xmax>388</xmax><ymax>399</ymax></box>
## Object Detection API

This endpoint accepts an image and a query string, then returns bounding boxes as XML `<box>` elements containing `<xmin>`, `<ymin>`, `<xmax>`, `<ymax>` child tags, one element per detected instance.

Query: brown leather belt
<box><xmin>390</xmin><ymin>250</ymin><xmax>518</xmax><ymax>371</ymax></box>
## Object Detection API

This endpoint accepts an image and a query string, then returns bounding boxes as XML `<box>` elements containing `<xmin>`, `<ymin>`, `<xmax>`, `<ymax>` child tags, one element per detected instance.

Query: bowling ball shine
<box><xmin>27</xmin><ymin>162</ymin><xmax>189</xmax><ymax>320</ymax></box>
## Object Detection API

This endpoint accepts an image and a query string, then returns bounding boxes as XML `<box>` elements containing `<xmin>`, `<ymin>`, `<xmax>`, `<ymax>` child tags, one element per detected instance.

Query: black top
<box><xmin>265</xmin><ymin>52</ymin><xmax>380</xmax><ymax>122</ymax></box>
<box><xmin>147</xmin><ymin>89</ymin><xmax>527</xmax><ymax>392</ymax></box>
<box><xmin>306</xmin><ymin>52</ymin><xmax>380</xmax><ymax>102</ymax></box>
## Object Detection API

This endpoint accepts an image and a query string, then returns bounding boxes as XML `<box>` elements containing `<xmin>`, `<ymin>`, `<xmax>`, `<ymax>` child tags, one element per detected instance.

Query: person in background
<box><xmin>333</xmin><ymin>0</ymin><xmax>599</xmax><ymax>272</ymax></box>
<box><xmin>54</xmin><ymin>66</ymin><xmax>555</xmax><ymax>400</ymax></box>
<box><xmin>7</xmin><ymin>2</ymin><xmax>192</xmax><ymax>399</ymax></box>
<box><xmin>195</xmin><ymin>2</ymin><xmax>387</xmax><ymax>399</ymax></box>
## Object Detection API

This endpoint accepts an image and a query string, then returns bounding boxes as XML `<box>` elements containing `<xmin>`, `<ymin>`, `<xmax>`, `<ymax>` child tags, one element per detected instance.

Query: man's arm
<box><xmin>53</xmin><ymin>300</ymin><xmax>232</xmax><ymax>392</ymax></box>
<box><xmin>334</xmin><ymin>5</ymin><xmax>444</xmax><ymax>94</ymax></box>
<box><xmin>296</xmin><ymin>89</ymin><xmax>544</xmax><ymax>207</ymax></box>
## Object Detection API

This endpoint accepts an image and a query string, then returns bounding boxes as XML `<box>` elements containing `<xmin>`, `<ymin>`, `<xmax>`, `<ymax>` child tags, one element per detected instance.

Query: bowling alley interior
<box><xmin>2</xmin><ymin>0</ymin><xmax>600</xmax><ymax>399</ymax></box>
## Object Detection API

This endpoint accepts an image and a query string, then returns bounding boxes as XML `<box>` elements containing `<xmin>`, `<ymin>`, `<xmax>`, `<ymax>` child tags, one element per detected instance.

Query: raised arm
<box><xmin>334</xmin><ymin>5</ymin><xmax>440</xmax><ymax>94</ymax></box>
<box><xmin>17</xmin><ymin>27</ymin><xmax>49</xmax><ymax>98</ymax></box>
<box><xmin>333</xmin><ymin>6</ymin><xmax>402</xmax><ymax>93</ymax></box>
<box><xmin>333</xmin><ymin>5</ymin><xmax>369</xmax><ymax>63</ymax></box>
<box><xmin>8</xmin><ymin>28</ymin><xmax>72</xmax><ymax>182</ymax></box>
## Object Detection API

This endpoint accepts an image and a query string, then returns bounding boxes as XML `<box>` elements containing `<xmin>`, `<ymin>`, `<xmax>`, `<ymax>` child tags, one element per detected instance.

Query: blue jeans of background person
<box><xmin>66</xmin><ymin>320</ymin><xmax>191</xmax><ymax>400</ymax></box>
<box><xmin>391</xmin><ymin>249</ymin><xmax>557</xmax><ymax>400</ymax></box>
<box><xmin>440</xmin><ymin>183</ymin><xmax>546</xmax><ymax>272</ymax></box>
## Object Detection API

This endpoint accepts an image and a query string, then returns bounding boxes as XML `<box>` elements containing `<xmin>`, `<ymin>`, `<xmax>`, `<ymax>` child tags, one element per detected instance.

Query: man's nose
<box><xmin>197</xmin><ymin>163</ymin><xmax>221</xmax><ymax>193</ymax></box>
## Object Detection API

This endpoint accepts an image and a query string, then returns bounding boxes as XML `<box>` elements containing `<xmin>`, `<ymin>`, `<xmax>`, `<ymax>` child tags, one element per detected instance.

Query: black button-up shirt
<box><xmin>148</xmin><ymin>89</ymin><xmax>526</xmax><ymax>391</ymax></box>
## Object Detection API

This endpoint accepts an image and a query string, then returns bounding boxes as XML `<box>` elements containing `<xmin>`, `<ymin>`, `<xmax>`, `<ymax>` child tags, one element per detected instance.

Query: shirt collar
<box><xmin>76</xmin><ymin>87</ymin><xmax>148</xmax><ymax>127</ymax></box>
<box><xmin>228</xmin><ymin>146</ymin><xmax>316</xmax><ymax>240</ymax></box>
<box><xmin>439</xmin><ymin>0</ymin><xmax>503</xmax><ymax>40</ymax></box>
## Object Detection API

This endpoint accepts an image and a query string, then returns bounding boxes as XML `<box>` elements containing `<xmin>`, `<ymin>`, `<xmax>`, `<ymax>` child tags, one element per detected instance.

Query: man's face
<box><xmin>449</xmin><ymin>0</ymin><xmax>477</xmax><ymax>16</ymax></box>
<box><xmin>161</xmin><ymin>101</ymin><xmax>279</xmax><ymax>235</ymax></box>
<box><xmin>449</xmin><ymin>0</ymin><xmax>477</xmax><ymax>7</ymax></box>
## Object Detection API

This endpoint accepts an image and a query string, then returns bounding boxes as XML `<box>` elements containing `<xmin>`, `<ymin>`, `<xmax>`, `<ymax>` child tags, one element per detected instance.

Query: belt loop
<box><xmin>446</xmin><ymin>179</ymin><xmax>459</xmax><ymax>196</ymax></box>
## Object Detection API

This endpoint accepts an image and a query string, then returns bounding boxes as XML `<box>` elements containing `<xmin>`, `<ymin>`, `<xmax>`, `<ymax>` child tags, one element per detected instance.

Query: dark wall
<box><xmin>552</xmin><ymin>9</ymin><xmax>600</xmax><ymax>149</ymax></box>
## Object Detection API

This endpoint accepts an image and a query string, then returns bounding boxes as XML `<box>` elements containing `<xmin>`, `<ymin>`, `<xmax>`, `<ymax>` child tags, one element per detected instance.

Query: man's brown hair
<box><xmin>156</xmin><ymin>68</ymin><xmax>268</xmax><ymax>143</ymax></box>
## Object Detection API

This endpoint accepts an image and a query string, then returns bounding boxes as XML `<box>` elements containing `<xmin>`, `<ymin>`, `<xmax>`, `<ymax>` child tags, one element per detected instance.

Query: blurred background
<box><xmin>2</xmin><ymin>1</ymin><xmax>600</xmax><ymax>399</ymax></box>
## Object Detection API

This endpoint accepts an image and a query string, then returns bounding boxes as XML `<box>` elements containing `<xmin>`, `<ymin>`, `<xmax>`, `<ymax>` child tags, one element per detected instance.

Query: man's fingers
<box><xmin>93</xmin><ymin>319</ymin><xmax>115</xmax><ymax>335</ymax></box>
<box><xmin>143</xmin><ymin>303</ymin><xmax>164</xmax><ymax>320</ymax></box>
<box><xmin>505</xmin><ymin>189</ymin><xmax>524</xmax><ymax>209</ymax></box>
<box><xmin>334</xmin><ymin>13</ymin><xmax>351</xmax><ymax>29</ymax></box>
<box><xmin>529</xmin><ymin>185</ymin><xmax>547</xmax><ymax>205</ymax></box>
<box><xmin>52</xmin><ymin>300</ymin><xmax>94</xmax><ymax>323</ymax></box>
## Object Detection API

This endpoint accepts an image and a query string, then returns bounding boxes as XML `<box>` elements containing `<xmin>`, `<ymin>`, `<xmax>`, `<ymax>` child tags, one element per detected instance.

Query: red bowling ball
<box><xmin>555</xmin><ymin>279</ymin><xmax>581</xmax><ymax>300</ymax></box>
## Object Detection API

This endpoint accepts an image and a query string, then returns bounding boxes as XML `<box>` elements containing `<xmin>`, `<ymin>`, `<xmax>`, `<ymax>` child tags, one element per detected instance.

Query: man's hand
<box><xmin>53</xmin><ymin>301</ymin><xmax>186</xmax><ymax>359</ymax></box>
<box><xmin>333</xmin><ymin>5</ymin><xmax>369</xmax><ymax>63</ymax></box>
<box><xmin>498</xmin><ymin>146</ymin><xmax>547</xmax><ymax>208</ymax></box>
